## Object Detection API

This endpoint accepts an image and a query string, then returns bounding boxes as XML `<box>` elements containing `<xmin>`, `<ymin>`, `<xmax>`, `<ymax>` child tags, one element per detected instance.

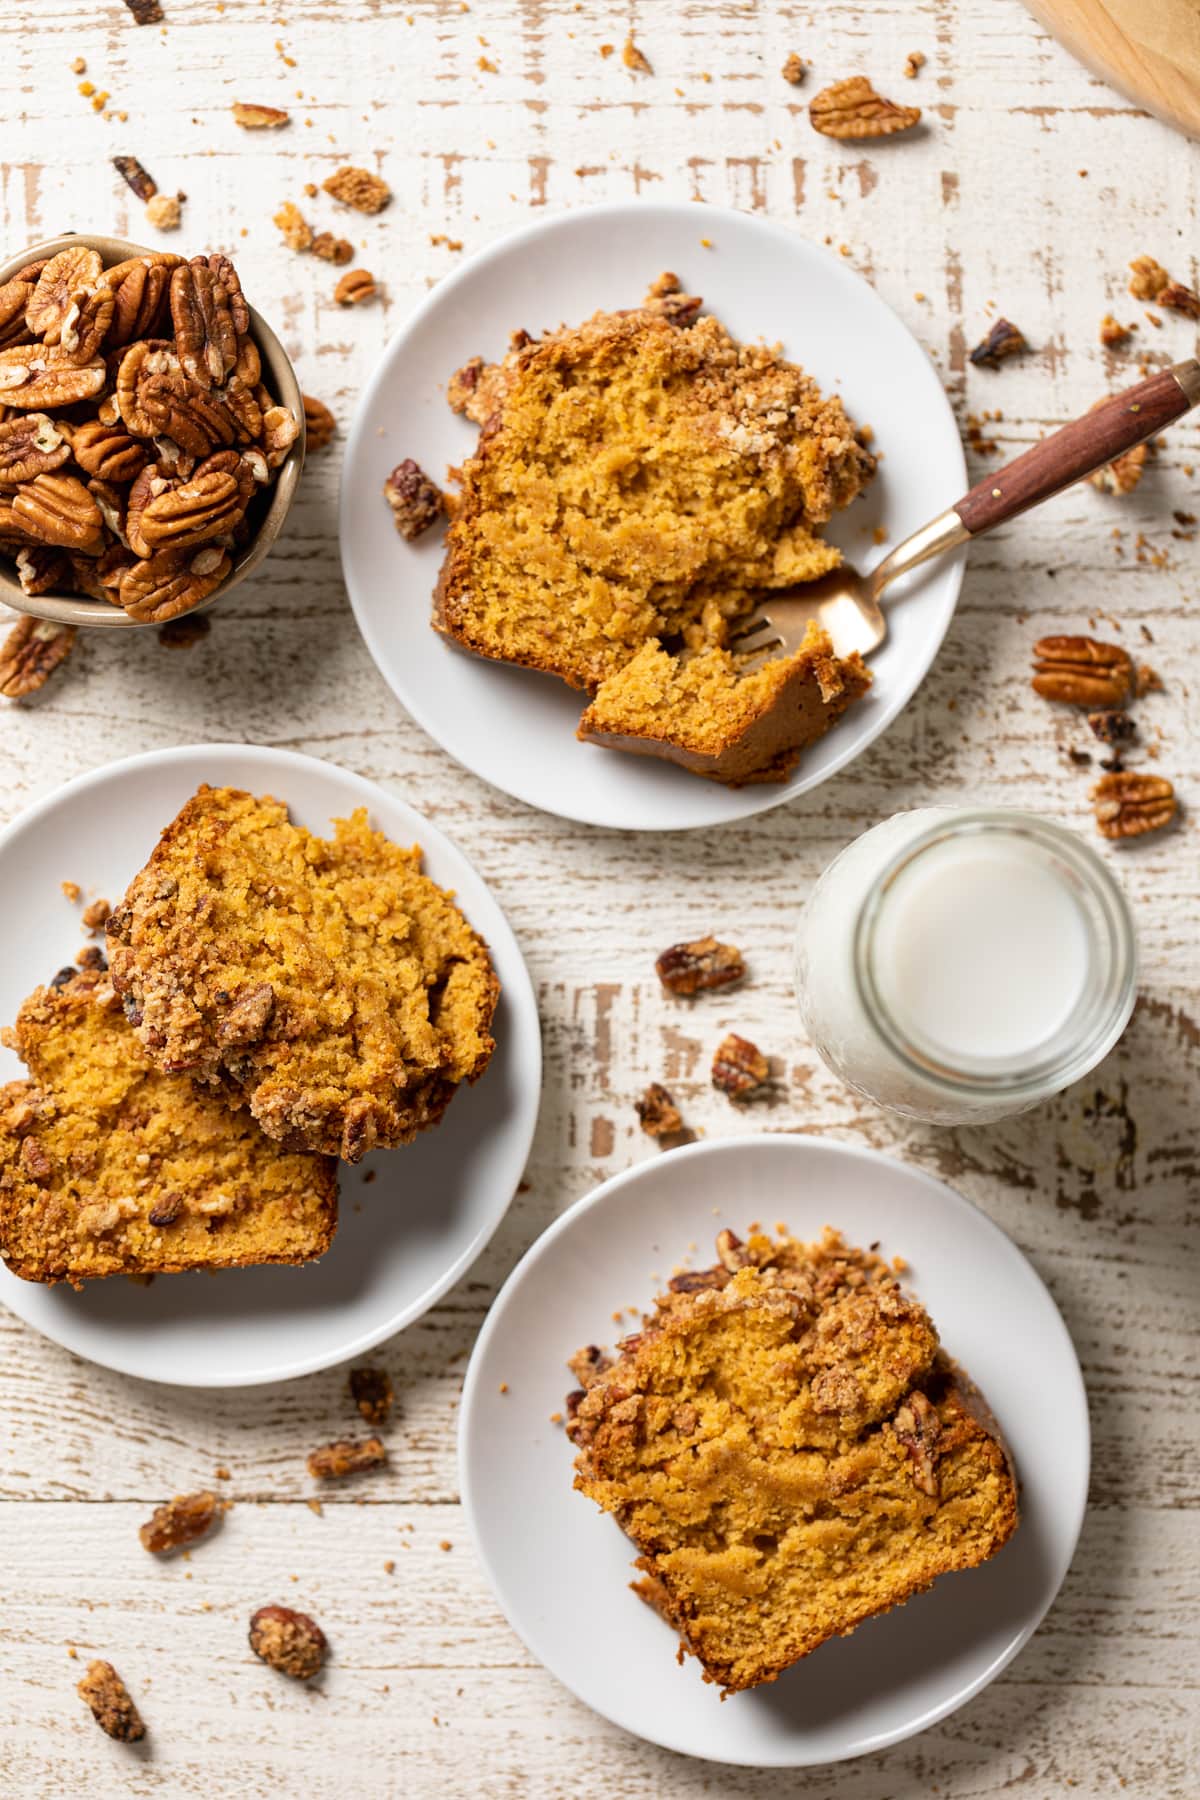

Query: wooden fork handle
<box><xmin>954</xmin><ymin>360</ymin><xmax>1200</xmax><ymax>536</ymax></box>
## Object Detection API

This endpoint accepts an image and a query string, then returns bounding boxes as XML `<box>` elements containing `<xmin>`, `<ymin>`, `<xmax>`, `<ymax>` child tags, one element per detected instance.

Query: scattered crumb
<box><xmin>274</xmin><ymin>200</ymin><xmax>313</xmax><ymax>253</ymax></box>
<box><xmin>623</xmin><ymin>36</ymin><xmax>652</xmax><ymax>74</ymax></box>
<box><xmin>903</xmin><ymin>51</ymin><xmax>926</xmax><ymax>78</ymax></box>
<box><xmin>71</xmin><ymin>56</ymin><xmax>86</xmax><ymax>74</ymax></box>
<box><xmin>383</xmin><ymin>1560</ymin><xmax>396</xmax><ymax>1574</ymax></box>
<box><xmin>498</xmin><ymin>1382</ymin><xmax>509</xmax><ymax>1394</ymax></box>
<box><xmin>144</xmin><ymin>192</ymin><xmax>182</xmax><ymax>231</ymax></box>
<box><xmin>1099</xmin><ymin>314</ymin><xmax>1135</xmax><ymax>348</ymax></box>
<box><xmin>439</xmin><ymin>1540</ymin><xmax>453</xmax><ymax>1551</ymax></box>
<box><xmin>781</xmin><ymin>52</ymin><xmax>807</xmax><ymax>85</ymax></box>
<box><xmin>306</xmin><ymin>1497</ymin><xmax>324</xmax><ymax>1517</ymax></box>
<box><xmin>214</xmin><ymin>1466</ymin><xmax>231</xmax><ymax>1481</ymax></box>
<box><xmin>81</xmin><ymin>897</ymin><xmax>111</xmax><ymax>931</ymax></box>
<box><xmin>61</xmin><ymin>880</ymin><xmax>81</xmax><ymax>903</ymax></box>
<box><xmin>477</xmin><ymin>54</ymin><xmax>498</xmax><ymax>72</ymax></box>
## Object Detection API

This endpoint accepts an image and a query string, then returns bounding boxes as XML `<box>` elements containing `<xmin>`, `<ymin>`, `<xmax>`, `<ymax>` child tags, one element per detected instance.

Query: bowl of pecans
<box><xmin>0</xmin><ymin>233</ymin><xmax>304</xmax><ymax>629</ymax></box>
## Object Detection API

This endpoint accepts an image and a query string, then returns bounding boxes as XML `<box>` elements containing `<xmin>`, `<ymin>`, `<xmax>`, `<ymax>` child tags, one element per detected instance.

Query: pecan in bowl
<box><xmin>0</xmin><ymin>232</ymin><xmax>304</xmax><ymax>631</ymax></box>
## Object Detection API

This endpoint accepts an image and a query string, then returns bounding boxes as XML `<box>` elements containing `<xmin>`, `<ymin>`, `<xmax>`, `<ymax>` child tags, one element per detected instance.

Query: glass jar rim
<box><xmin>852</xmin><ymin>809</ymin><xmax>1138</xmax><ymax>1099</ymax></box>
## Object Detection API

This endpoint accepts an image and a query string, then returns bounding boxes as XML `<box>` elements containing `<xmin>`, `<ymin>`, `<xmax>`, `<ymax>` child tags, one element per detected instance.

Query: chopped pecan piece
<box><xmin>334</xmin><ymin>268</ymin><xmax>377</xmax><ymax>306</ymax></box>
<box><xmin>113</xmin><ymin>154</ymin><xmax>158</xmax><ymax>202</ymax></box>
<box><xmin>1099</xmin><ymin>313</ymin><xmax>1133</xmax><ymax>348</ymax></box>
<box><xmin>383</xmin><ymin>458</ymin><xmax>444</xmax><ymax>540</ymax></box>
<box><xmin>232</xmin><ymin>102</ymin><xmax>291</xmax><ymax>129</ymax></box>
<box><xmin>122</xmin><ymin>0</ymin><xmax>164</xmax><ymax>21</ymax></box>
<box><xmin>1031</xmin><ymin>635</ymin><xmax>1132</xmax><ymax>707</ymax></box>
<box><xmin>302</xmin><ymin>394</ymin><xmax>335</xmax><ymax>451</ymax></box>
<box><xmin>635</xmin><ymin>1082</ymin><xmax>683</xmax><ymax>1138</ymax></box>
<box><xmin>715</xmin><ymin>1227</ymin><xmax>752</xmax><ymax>1270</ymax></box>
<box><xmin>622</xmin><ymin>36</ymin><xmax>652</xmax><ymax>73</ymax></box>
<box><xmin>969</xmin><ymin>318</ymin><xmax>1028</xmax><ymax>366</ymax></box>
<box><xmin>312</xmin><ymin>231</ymin><xmax>354</xmax><ymax>265</ymax></box>
<box><xmin>904</xmin><ymin>50</ymin><xmax>926</xmax><ymax>78</ymax></box>
<box><xmin>81</xmin><ymin>897</ymin><xmax>111</xmax><ymax>930</ymax></box>
<box><xmin>1092</xmin><ymin>770</ymin><xmax>1177</xmax><ymax>841</ymax></box>
<box><xmin>349</xmin><ymin>1366</ymin><xmax>394</xmax><ymax>1427</ymax></box>
<box><xmin>306</xmin><ymin>1437</ymin><xmax>388</xmax><ymax>1479</ymax></box>
<box><xmin>273</xmin><ymin>201</ymin><xmax>313</xmax><ymax>253</ymax></box>
<box><xmin>712</xmin><ymin>1033</ymin><xmax>770</xmax><ymax>1100</ymax></box>
<box><xmin>1089</xmin><ymin>441</ymin><xmax>1146</xmax><ymax>496</ymax></box>
<box><xmin>1128</xmin><ymin>255</ymin><xmax>1170</xmax><ymax>302</ymax></box>
<box><xmin>655</xmin><ymin>935</ymin><xmax>745</xmax><ymax>996</ymax></box>
<box><xmin>892</xmin><ymin>1389</ymin><xmax>942</xmax><ymax>1496</ymax></box>
<box><xmin>1136</xmin><ymin>663</ymin><xmax>1163</xmax><ymax>697</ymax></box>
<box><xmin>217</xmin><ymin>981</ymin><xmax>275</xmax><ymax>1044</ymax></box>
<box><xmin>249</xmin><ymin>1605</ymin><xmax>327</xmax><ymax>1680</ymax></box>
<box><xmin>77</xmin><ymin>1660</ymin><xmax>146</xmax><ymax>1741</ymax></box>
<box><xmin>809</xmin><ymin>76</ymin><xmax>920</xmax><ymax>139</ymax></box>
<box><xmin>323</xmin><ymin>166</ymin><xmax>392</xmax><ymax>214</ymax></box>
<box><xmin>138</xmin><ymin>1490</ymin><xmax>221</xmax><ymax>1553</ymax></box>
<box><xmin>0</xmin><ymin>616</ymin><xmax>76</xmax><ymax>698</ymax></box>
<box><xmin>781</xmin><ymin>52</ymin><xmax>807</xmax><ymax>85</ymax></box>
<box><xmin>667</xmin><ymin>1265</ymin><xmax>731</xmax><ymax>1294</ymax></box>
<box><xmin>1158</xmin><ymin>279</ymin><xmax>1200</xmax><ymax>320</ymax></box>
<box><xmin>1087</xmin><ymin>709</ymin><xmax>1136</xmax><ymax>746</ymax></box>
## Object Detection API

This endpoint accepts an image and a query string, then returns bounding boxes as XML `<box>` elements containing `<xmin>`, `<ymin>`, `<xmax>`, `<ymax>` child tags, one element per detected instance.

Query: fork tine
<box><xmin>726</xmin><ymin>613</ymin><xmax>774</xmax><ymax>647</ymax></box>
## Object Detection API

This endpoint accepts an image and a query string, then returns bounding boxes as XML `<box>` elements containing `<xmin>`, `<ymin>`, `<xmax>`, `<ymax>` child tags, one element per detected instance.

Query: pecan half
<box><xmin>13</xmin><ymin>473</ymin><xmax>103</xmax><ymax>550</ymax></box>
<box><xmin>118</xmin><ymin>344</ymin><xmax>258</xmax><ymax>455</ymax></box>
<box><xmin>712</xmin><ymin>1033</ymin><xmax>770</xmax><ymax>1100</ymax></box>
<box><xmin>113</xmin><ymin>154</ymin><xmax>158</xmax><ymax>202</ymax></box>
<box><xmin>0</xmin><ymin>413</ymin><xmax>70</xmax><ymax>487</ymax></box>
<box><xmin>77</xmin><ymin>1660</ymin><xmax>145</xmax><ymax>1741</ymax></box>
<box><xmin>232</xmin><ymin>102</ymin><xmax>291</xmax><ymax>129</ymax></box>
<box><xmin>138</xmin><ymin>465</ymin><xmax>247</xmax><ymax>550</ymax></box>
<box><xmin>323</xmin><ymin>166</ymin><xmax>392</xmax><ymax>214</ymax></box>
<box><xmin>122</xmin><ymin>0</ymin><xmax>164</xmax><ymax>21</ymax></box>
<box><xmin>14</xmin><ymin>544</ymin><xmax>71</xmax><ymax>596</ymax></box>
<box><xmin>891</xmin><ymin>1389</ymin><xmax>942</xmax><ymax>1496</ymax></box>
<box><xmin>383</xmin><ymin>458</ymin><xmax>443</xmax><ymax>539</ymax></box>
<box><xmin>119</xmin><ymin>544</ymin><xmax>232</xmax><ymax>623</ymax></box>
<box><xmin>306</xmin><ymin>1437</ymin><xmax>388</xmax><ymax>1479</ymax></box>
<box><xmin>655</xmin><ymin>935</ymin><xmax>746</xmax><ymax>996</ymax></box>
<box><xmin>303</xmin><ymin>394</ymin><xmax>335</xmax><ymax>451</ymax></box>
<box><xmin>1031</xmin><ymin>635</ymin><xmax>1132</xmax><ymax>707</ymax></box>
<box><xmin>969</xmin><ymin>318</ymin><xmax>1028</xmax><ymax>366</ymax></box>
<box><xmin>334</xmin><ymin>269</ymin><xmax>377</xmax><ymax>306</ymax></box>
<box><xmin>1092</xmin><ymin>770</ymin><xmax>1177</xmax><ymax>840</ymax></box>
<box><xmin>809</xmin><ymin>76</ymin><xmax>920</xmax><ymax>139</ymax></box>
<box><xmin>25</xmin><ymin>247</ymin><xmax>103</xmax><ymax>344</ymax></box>
<box><xmin>138</xmin><ymin>1490</ymin><xmax>222</xmax><ymax>1554</ymax></box>
<box><xmin>0</xmin><ymin>345</ymin><xmax>106</xmax><ymax>410</ymax></box>
<box><xmin>0</xmin><ymin>618</ymin><xmax>76</xmax><ymax>698</ymax></box>
<box><xmin>349</xmin><ymin>1366</ymin><xmax>394</xmax><ymax>1427</ymax></box>
<box><xmin>101</xmin><ymin>254</ymin><xmax>179</xmax><ymax>347</ymax></box>
<box><xmin>170</xmin><ymin>257</ymin><xmax>242</xmax><ymax>389</ymax></box>
<box><xmin>70</xmin><ymin>419</ymin><xmax>147</xmax><ymax>484</ymax></box>
<box><xmin>0</xmin><ymin>268</ymin><xmax>42</xmax><ymax>350</ymax></box>
<box><xmin>635</xmin><ymin>1082</ymin><xmax>683</xmax><ymax>1138</ymax></box>
<box><xmin>249</xmin><ymin>1606</ymin><xmax>327</xmax><ymax>1680</ymax></box>
<box><xmin>261</xmin><ymin>403</ymin><xmax>300</xmax><ymax>471</ymax></box>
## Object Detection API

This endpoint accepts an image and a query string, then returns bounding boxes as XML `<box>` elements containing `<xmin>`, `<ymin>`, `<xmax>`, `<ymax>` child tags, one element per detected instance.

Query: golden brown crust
<box><xmin>0</xmin><ymin>969</ymin><xmax>337</xmax><ymax>1287</ymax></box>
<box><xmin>106</xmin><ymin>786</ymin><xmax>499</xmax><ymax>1161</ymax></box>
<box><xmin>569</xmin><ymin>1227</ymin><xmax>1018</xmax><ymax>1693</ymax></box>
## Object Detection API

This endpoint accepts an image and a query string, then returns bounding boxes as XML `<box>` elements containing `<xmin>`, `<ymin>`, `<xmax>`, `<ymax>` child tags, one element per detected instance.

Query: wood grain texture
<box><xmin>0</xmin><ymin>2</ymin><xmax>1198</xmax><ymax>1796</ymax></box>
<box><xmin>1025</xmin><ymin>0</ymin><xmax>1200</xmax><ymax>140</ymax></box>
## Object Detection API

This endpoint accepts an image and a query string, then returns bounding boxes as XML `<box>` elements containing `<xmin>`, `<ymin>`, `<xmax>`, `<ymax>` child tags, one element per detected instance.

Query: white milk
<box><xmin>795</xmin><ymin>808</ymin><xmax>1137</xmax><ymax>1125</ymax></box>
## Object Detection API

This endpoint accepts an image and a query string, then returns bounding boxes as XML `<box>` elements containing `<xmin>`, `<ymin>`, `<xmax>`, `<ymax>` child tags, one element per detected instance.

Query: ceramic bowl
<box><xmin>0</xmin><ymin>233</ymin><xmax>305</xmax><ymax>629</ymax></box>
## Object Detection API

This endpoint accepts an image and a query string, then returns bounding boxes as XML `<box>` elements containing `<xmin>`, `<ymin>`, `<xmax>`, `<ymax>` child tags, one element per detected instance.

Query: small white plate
<box><xmin>340</xmin><ymin>201</ymin><xmax>967</xmax><ymax>830</ymax></box>
<box><xmin>459</xmin><ymin>1136</ymin><xmax>1088</xmax><ymax>1767</ymax></box>
<box><xmin>0</xmin><ymin>744</ymin><xmax>541</xmax><ymax>1388</ymax></box>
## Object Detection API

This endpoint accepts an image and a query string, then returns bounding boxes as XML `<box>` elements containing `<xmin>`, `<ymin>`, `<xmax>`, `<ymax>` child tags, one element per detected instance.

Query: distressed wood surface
<box><xmin>1</xmin><ymin>3</ymin><xmax>1197</xmax><ymax>1796</ymax></box>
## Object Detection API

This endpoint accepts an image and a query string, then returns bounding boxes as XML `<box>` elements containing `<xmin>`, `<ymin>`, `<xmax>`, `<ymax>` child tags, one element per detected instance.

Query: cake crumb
<box><xmin>623</xmin><ymin>36</ymin><xmax>652</xmax><ymax>74</ymax></box>
<box><xmin>61</xmin><ymin>881</ymin><xmax>81</xmax><ymax>903</ymax></box>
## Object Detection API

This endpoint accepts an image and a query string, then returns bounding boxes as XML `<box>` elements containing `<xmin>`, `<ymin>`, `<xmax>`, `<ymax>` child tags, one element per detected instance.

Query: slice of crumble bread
<box><xmin>566</xmin><ymin>1227</ymin><xmax>1018</xmax><ymax>1693</ymax></box>
<box><xmin>106</xmin><ymin>786</ymin><xmax>499</xmax><ymax>1161</ymax></box>
<box><xmin>0</xmin><ymin>969</ymin><xmax>337</xmax><ymax>1286</ymax></box>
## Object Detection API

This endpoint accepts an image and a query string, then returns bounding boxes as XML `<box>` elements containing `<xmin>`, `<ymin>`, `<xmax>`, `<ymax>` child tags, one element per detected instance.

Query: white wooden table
<box><xmin>2</xmin><ymin>3</ymin><xmax>1197</xmax><ymax>1795</ymax></box>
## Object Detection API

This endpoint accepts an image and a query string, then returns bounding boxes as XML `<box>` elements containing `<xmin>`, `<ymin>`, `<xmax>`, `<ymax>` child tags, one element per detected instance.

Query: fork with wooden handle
<box><xmin>733</xmin><ymin>358</ymin><xmax>1200</xmax><ymax>665</ymax></box>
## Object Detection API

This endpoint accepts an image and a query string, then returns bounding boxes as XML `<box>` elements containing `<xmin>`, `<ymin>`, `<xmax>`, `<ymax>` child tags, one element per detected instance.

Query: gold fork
<box><xmin>732</xmin><ymin>358</ymin><xmax>1200</xmax><ymax>665</ymax></box>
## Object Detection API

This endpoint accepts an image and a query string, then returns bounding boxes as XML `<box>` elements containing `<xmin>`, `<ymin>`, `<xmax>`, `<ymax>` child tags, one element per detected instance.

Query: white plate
<box><xmin>459</xmin><ymin>1135</ymin><xmax>1088</xmax><ymax>1767</ymax></box>
<box><xmin>340</xmin><ymin>201</ymin><xmax>967</xmax><ymax>830</ymax></box>
<box><xmin>0</xmin><ymin>744</ymin><xmax>541</xmax><ymax>1388</ymax></box>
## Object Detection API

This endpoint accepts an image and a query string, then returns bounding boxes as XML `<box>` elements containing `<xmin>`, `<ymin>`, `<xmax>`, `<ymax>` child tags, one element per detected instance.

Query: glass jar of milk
<box><xmin>795</xmin><ymin>808</ymin><xmax>1137</xmax><ymax>1125</ymax></box>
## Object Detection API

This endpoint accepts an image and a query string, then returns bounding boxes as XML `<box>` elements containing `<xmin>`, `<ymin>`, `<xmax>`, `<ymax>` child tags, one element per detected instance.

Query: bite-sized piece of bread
<box><xmin>568</xmin><ymin>1228</ymin><xmax>1018</xmax><ymax>1694</ymax></box>
<box><xmin>577</xmin><ymin>622</ymin><xmax>871</xmax><ymax>785</ymax></box>
<box><xmin>106</xmin><ymin>786</ymin><xmax>499</xmax><ymax>1161</ymax></box>
<box><xmin>435</xmin><ymin>285</ymin><xmax>874</xmax><ymax>696</ymax></box>
<box><xmin>0</xmin><ymin>970</ymin><xmax>337</xmax><ymax>1287</ymax></box>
